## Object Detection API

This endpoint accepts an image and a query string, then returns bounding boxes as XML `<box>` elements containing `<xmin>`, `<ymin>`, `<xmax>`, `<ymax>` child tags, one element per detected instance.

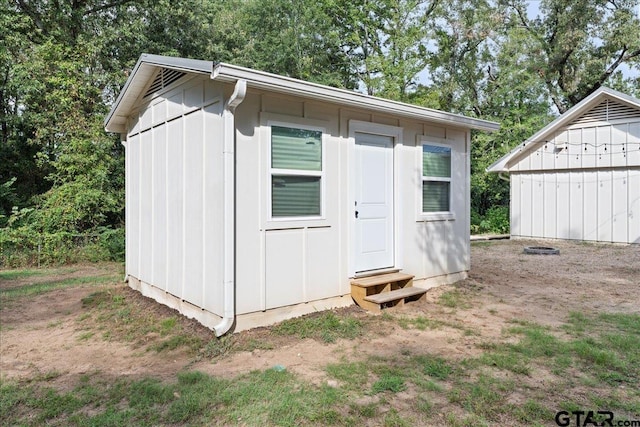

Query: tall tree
<box><xmin>501</xmin><ymin>0</ymin><xmax>640</xmax><ymax>112</ymax></box>
<box><xmin>323</xmin><ymin>0</ymin><xmax>438</xmax><ymax>98</ymax></box>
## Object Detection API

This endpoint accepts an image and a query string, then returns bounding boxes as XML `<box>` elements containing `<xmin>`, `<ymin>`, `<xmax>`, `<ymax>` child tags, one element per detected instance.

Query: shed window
<box><xmin>422</xmin><ymin>144</ymin><xmax>451</xmax><ymax>212</ymax></box>
<box><xmin>270</xmin><ymin>126</ymin><xmax>323</xmax><ymax>217</ymax></box>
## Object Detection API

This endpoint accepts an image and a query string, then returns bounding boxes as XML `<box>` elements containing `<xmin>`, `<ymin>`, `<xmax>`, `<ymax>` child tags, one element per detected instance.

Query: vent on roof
<box><xmin>143</xmin><ymin>68</ymin><xmax>186</xmax><ymax>98</ymax></box>
<box><xmin>570</xmin><ymin>98</ymin><xmax>640</xmax><ymax>126</ymax></box>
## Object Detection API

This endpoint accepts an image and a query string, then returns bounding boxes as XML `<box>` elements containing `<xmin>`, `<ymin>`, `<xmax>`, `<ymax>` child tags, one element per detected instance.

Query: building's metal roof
<box><xmin>487</xmin><ymin>87</ymin><xmax>640</xmax><ymax>173</ymax></box>
<box><xmin>105</xmin><ymin>54</ymin><xmax>500</xmax><ymax>133</ymax></box>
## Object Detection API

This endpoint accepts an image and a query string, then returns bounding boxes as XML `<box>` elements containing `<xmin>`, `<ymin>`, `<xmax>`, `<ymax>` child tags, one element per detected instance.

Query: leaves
<box><xmin>1</xmin><ymin>0</ymin><xmax>639</xmax><ymax>264</ymax></box>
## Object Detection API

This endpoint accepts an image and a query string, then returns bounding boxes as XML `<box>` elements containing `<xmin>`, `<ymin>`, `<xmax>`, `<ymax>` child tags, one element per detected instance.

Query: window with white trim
<box><xmin>270</xmin><ymin>125</ymin><xmax>323</xmax><ymax>218</ymax></box>
<box><xmin>422</xmin><ymin>144</ymin><xmax>451</xmax><ymax>213</ymax></box>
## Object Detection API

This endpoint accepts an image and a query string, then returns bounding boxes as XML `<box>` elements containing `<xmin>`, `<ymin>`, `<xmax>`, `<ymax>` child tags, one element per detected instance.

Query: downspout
<box><xmin>214</xmin><ymin>78</ymin><xmax>247</xmax><ymax>336</ymax></box>
<box><xmin>498</xmin><ymin>172</ymin><xmax>510</xmax><ymax>182</ymax></box>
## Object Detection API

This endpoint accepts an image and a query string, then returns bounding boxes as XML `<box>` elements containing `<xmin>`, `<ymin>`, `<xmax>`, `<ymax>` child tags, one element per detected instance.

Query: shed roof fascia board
<box><xmin>104</xmin><ymin>54</ymin><xmax>213</xmax><ymax>132</ymax></box>
<box><xmin>211</xmin><ymin>63</ymin><xmax>500</xmax><ymax>132</ymax></box>
<box><xmin>487</xmin><ymin>87</ymin><xmax>640</xmax><ymax>173</ymax></box>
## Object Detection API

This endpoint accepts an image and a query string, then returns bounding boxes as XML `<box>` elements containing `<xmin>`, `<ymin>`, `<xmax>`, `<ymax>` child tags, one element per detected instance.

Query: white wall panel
<box><xmin>629</xmin><ymin>169</ymin><xmax>640</xmax><ymax>244</ymax></box>
<box><xmin>530</xmin><ymin>146</ymin><xmax>542</xmax><ymax>170</ymax></box>
<box><xmin>612</xmin><ymin>124</ymin><xmax>628</xmax><ymax>168</ymax></box>
<box><xmin>182</xmin><ymin>111</ymin><xmax>204</xmax><ymax>307</ymax></box>
<box><xmin>140</xmin><ymin>107</ymin><xmax>152</xmax><ymax>131</ymax></box>
<box><xmin>520</xmin><ymin>173</ymin><xmax>532</xmax><ymax>237</ymax></box>
<box><xmin>152</xmin><ymin>126</ymin><xmax>167</xmax><ymax>290</ymax></box>
<box><xmin>127</xmin><ymin>134</ymin><xmax>140</xmax><ymax>278</ymax></box>
<box><xmin>569</xmin><ymin>172</ymin><xmax>584</xmax><ymax>240</ymax></box>
<box><xmin>139</xmin><ymin>130</ymin><xmax>153</xmax><ymax>283</ymax></box>
<box><xmin>184</xmin><ymin>82</ymin><xmax>203</xmax><ymax>108</ymax></box>
<box><xmin>306</xmin><ymin>227</ymin><xmax>341</xmax><ymax>301</ymax></box>
<box><xmin>597</xmin><ymin>170</ymin><xmax>613</xmax><ymax>242</ymax></box>
<box><xmin>422</xmin><ymin>221</ymin><xmax>447</xmax><ymax>278</ymax></box>
<box><xmin>234</xmin><ymin>93</ymin><xmax>263</xmax><ymax>314</ymax></box>
<box><xmin>556</xmin><ymin>172</ymin><xmax>570</xmax><ymax>239</ymax></box>
<box><xmin>166</xmin><ymin>119</ymin><xmax>184</xmax><ymax>298</ymax></box>
<box><xmin>202</xmin><ymin>103</ymin><xmax>224</xmax><ymax>314</ymax></box>
<box><xmin>265</xmin><ymin>229</ymin><xmax>304</xmax><ymax>309</ymax></box>
<box><xmin>511</xmin><ymin>174</ymin><xmax>521</xmax><ymax>236</ymax></box>
<box><xmin>531</xmin><ymin>174</ymin><xmax>544</xmax><ymax>237</ymax></box>
<box><xmin>612</xmin><ymin>169</ymin><xmax>628</xmax><ymax>243</ymax></box>
<box><xmin>555</xmin><ymin>131</ymin><xmax>569</xmax><ymax>170</ymax></box>
<box><xmin>597</xmin><ymin>127</ymin><xmax>611</xmax><ymax>168</ymax></box>
<box><xmin>582</xmin><ymin>127</ymin><xmax>597</xmax><ymax>168</ymax></box>
<box><xmin>152</xmin><ymin>99</ymin><xmax>167</xmax><ymax>125</ymax></box>
<box><xmin>628</xmin><ymin>123</ymin><xmax>640</xmax><ymax>167</ymax></box>
<box><xmin>568</xmin><ymin>129</ymin><xmax>582</xmax><ymax>169</ymax></box>
<box><xmin>167</xmin><ymin>92</ymin><xmax>183</xmax><ymax>119</ymax></box>
<box><xmin>583</xmin><ymin>171</ymin><xmax>598</xmax><ymax>241</ymax></box>
<box><xmin>543</xmin><ymin>173</ymin><xmax>557</xmax><ymax>238</ymax></box>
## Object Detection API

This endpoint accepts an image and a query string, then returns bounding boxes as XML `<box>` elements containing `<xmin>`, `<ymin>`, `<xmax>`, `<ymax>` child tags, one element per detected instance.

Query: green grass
<box><xmin>371</xmin><ymin>374</ymin><xmax>406</xmax><ymax>394</ymax></box>
<box><xmin>272</xmin><ymin>311</ymin><xmax>363</xmax><ymax>343</ymax></box>
<box><xmin>438</xmin><ymin>289</ymin><xmax>471</xmax><ymax>309</ymax></box>
<box><xmin>3</xmin><ymin>310</ymin><xmax>639</xmax><ymax>426</ymax></box>
<box><xmin>0</xmin><ymin>268</ymin><xmax>54</xmax><ymax>281</ymax></box>
<box><xmin>3</xmin><ymin>262</ymin><xmax>639</xmax><ymax>426</ymax></box>
<box><xmin>0</xmin><ymin>274</ymin><xmax>118</xmax><ymax>298</ymax></box>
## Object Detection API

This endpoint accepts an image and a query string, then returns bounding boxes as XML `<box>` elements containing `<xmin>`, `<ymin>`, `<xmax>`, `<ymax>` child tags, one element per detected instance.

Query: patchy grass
<box><xmin>272</xmin><ymin>311</ymin><xmax>363</xmax><ymax>343</ymax></box>
<box><xmin>438</xmin><ymin>289</ymin><xmax>471</xmax><ymax>309</ymax></box>
<box><xmin>0</xmin><ymin>274</ymin><xmax>119</xmax><ymax>299</ymax></box>
<box><xmin>3</xmin><ymin>309</ymin><xmax>639</xmax><ymax>426</ymax></box>
<box><xmin>2</xmin><ymin>260</ymin><xmax>639</xmax><ymax>426</ymax></box>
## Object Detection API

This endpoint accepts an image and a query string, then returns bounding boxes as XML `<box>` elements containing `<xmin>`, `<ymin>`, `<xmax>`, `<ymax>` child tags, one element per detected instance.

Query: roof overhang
<box><xmin>487</xmin><ymin>87</ymin><xmax>640</xmax><ymax>173</ymax></box>
<box><xmin>211</xmin><ymin>63</ymin><xmax>500</xmax><ymax>132</ymax></box>
<box><xmin>105</xmin><ymin>54</ymin><xmax>500</xmax><ymax>134</ymax></box>
<box><xmin>104</xmin><ymin>54</ymin><xmax>212</xmax><ymax>133</ymax></box>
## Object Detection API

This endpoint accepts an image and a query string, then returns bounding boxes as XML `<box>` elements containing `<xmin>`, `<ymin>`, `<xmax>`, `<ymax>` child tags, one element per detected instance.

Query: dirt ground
<box><xmin>1</xmin><ymin>239</ymin><xmax>639</xmax><ymax>392</ymax></box>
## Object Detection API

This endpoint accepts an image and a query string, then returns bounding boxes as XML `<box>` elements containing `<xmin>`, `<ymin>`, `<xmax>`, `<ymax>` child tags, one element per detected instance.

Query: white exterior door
<box><xmin>354</xmin><ymin>133</ymin><xmax>394</xmax><ymax>272</ymax></box>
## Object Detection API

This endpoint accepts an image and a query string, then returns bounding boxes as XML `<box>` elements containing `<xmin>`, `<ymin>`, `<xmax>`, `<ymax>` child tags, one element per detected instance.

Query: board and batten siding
<box><xmin>510</xmin><ymin>118</ymin><xmax>640</xmax><ymax>244</ymax></box>
<box><xmin>125</xmin><ymin>77</ymin><xmax>226</xmax><ymax>316</ymax></box>
<box><xmin>232</xmin><ymin>90</ymin><xmax>471</xmax><ymax>315</ymax></box>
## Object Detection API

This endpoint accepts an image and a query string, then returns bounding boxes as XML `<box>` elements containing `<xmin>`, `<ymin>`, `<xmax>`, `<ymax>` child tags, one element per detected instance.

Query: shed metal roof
<box><xmin>487</xmin><ymin>87</ymin><xmax>640</xmax><ymax>173</ymax></box>
<box><xmin>105</xmin><ymin>54</ymin><xmax>500</xmax><ymax>133</ymax></box>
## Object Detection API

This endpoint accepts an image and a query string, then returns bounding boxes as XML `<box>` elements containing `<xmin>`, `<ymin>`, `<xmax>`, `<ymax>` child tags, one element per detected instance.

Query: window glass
<box><xmin>422</xmin><ymin>181</ymin><xmax>450</xmax><ymax>212</ymax></box>
<box><xmin>272</xmin><ymin>175</ymin><xmax>321</xmax><ymax>217</ymax></box>
<box><xmin>271</xmin><ymin>126</ymin><xmax>322</xmax><ymax>171</ymax></box>
<box><xmin>270</xmin><ymin>125</ymin><xmax>323</xmax><ymax>218</ymax></box>
<box><xmin>422</xmin><ymin>145</ymin><xmax>451</xmax><ymax>178</ymax></box>
<box><xmin>422</xmin><ymin>144</ymin><xmax>451</xmax><ymax>213</ymax></box>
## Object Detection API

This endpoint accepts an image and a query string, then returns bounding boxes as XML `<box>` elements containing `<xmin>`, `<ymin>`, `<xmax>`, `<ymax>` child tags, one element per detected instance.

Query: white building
<box><xmin>488</xmin><ymin>87</ymin><xmax>640</xmax><ymax>245</ymax></box>
<box><xmin>105</xmin><ymin>54</ymin><xmax>499</xmax><ymax>335</ymax></box>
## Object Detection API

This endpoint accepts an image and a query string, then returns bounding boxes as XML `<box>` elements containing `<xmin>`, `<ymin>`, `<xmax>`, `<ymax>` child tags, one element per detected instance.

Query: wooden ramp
<box><xmin>350</xmin><ymin>272</ymin><xmax>426</xmax><ymax>312</ymax></box>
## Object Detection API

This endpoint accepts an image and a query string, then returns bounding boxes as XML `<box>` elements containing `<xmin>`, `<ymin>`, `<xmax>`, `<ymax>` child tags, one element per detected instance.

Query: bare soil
<box><xmin>1</xmin><ymin>239</ymin><xmax>638</xmax><ymax>392</ymax></box>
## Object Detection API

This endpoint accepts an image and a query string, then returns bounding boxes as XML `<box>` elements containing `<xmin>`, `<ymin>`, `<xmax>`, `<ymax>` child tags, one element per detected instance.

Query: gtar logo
<box><xmin>555</xmin><ymin>411</ymin><xmax>615</xmax><ymax>427</ymax></box>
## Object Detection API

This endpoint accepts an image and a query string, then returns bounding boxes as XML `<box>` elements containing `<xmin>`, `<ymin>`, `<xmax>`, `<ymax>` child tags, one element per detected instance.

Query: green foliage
<box><xmin>273</xmin><ymin>311</ymin><xmax>363</xmax><ymax>343</ymax></box>
<box><xmin>1</xmin><ymin>0</ymin><xmax>638</xmax><ymax>263</ymax></box>
<box><xmin>471</xmin><ymin>205</ymin><xmax>510</xmax><ymax>235</ymax></box>
<box><xmin>371</xmin><ymin>374</ymin><xmax>406</xmax><ymax>393</ymax></box>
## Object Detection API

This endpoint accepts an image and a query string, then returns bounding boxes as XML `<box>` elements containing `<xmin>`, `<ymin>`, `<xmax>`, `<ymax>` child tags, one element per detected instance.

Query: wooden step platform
<box><xmin>351</xmin><ymin>272</ymin><xmax>426</xmax><ymax>312</ymax></box>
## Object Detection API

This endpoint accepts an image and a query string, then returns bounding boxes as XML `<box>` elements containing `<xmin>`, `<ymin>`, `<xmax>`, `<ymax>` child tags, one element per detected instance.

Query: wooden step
<box><xmin>351</xmin><ymin>272</ymin><xmax>414</xmax><ymax>288</ymax></box>
<box><xmin>364</xmin><ymin>286</ymin><xmax>427</xmax><ymax>304</ymax></box>
<box><xmin>350</xmin><ymin>272</ymin><xmax>423</xmax><ymax>312</ymax></box>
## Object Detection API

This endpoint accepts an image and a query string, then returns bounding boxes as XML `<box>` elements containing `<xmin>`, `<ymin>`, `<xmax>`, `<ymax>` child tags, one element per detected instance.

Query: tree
<box><xmin>501</xmin><ymin>0</ymin><xmax>640</xmax><ymax>113</ymax></box>
<box><xmin>323</xmin><ymin>0</ymin><xmax>438</xmax><ymax>98</ymax></box>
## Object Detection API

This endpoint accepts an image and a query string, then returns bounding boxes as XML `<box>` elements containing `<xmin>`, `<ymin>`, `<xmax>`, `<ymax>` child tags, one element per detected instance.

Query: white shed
<box><xmin>105</xmin><ymin>54</ymin><xmax>499</xmax><ymax>335</ymax></box>
<box><xmin>488</xmin><ymin>87</ymin><xmax>640</xmax><ymax>245</ymax></box>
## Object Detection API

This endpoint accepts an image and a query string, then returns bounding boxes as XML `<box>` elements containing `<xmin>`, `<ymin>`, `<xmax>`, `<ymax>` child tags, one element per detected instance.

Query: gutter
<box><xmin>213</xmin><ymin>78</ymin><xmax>247</xmax><ymax>336</ymax></box>
<box><xmin>498</xmin><ymin>172</ymin><xmax>510</xmax><ymax>182</ymax></box>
